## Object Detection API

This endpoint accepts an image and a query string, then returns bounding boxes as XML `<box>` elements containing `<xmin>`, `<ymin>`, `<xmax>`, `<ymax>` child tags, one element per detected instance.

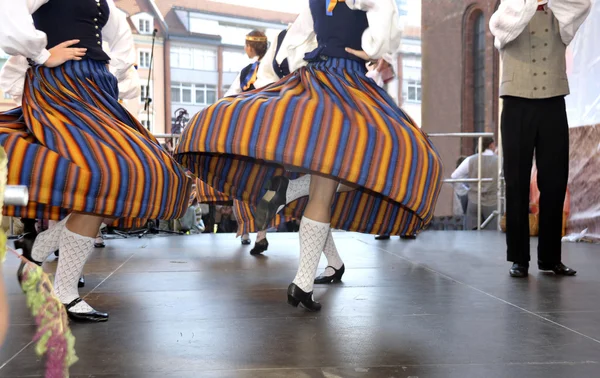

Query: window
<box><xmin>138</xmin><ymin>19</ymin><xmax>151</xmax><ymax>34</ymax></box>
<box><xmin>139</xmin><ymin>50</ymin><xmax>151</xmax><ymax>69</ymax></box>
<box><xmin>223</xmin><ymin>51</ymin><xmax>247</xmax><ymax>72</ymax></box>
<box><xmin>404</xmin><ymin>79</ymin><xmax>422</xmax><ymax>103</ymax></box>
<box><xmin>140</xmin><ymin>83</ymin><xmax>152</xmax><ymax>103</ymax></box>
<box><xmin>473</xmin><ymin>13</ymin><xmax>486</xmax><ymax>134</ymax></box>
<box><xmin>171</xmin><ymin>47</ymin><xmax>216</xmax><ymax>71</ymax></box>
<box><xmin>172</xmin><ymin>82</ymin><xmax>217</xmax><ymax>105</ymax></box>
<box><xmin>140</xmin><ymin>119</ymin><xmax>152</xmax><ymax>130</ymax></box>
<box><xmin>193</xmin><ymin>49</ymin><xmax>216</xmax><ymax>71</ymax></box>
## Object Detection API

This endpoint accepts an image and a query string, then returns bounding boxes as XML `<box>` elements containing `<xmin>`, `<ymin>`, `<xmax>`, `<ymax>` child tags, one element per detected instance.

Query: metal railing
<box><xmin>428</xmin><ymin>132</ymin><xmax>504</xmax><ymax>231</ymax></box>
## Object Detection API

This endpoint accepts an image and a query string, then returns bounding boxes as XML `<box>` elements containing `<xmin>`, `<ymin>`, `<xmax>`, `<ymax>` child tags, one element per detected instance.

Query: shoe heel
<box><xmin>287</xmin><ymin>295</ymin><xmax>300</xmax><ymax>307</ymax></box>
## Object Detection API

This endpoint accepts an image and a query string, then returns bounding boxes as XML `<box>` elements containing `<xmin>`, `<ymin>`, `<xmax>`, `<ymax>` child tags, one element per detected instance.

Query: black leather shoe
<box><xmin>314</xmin><ymin>264</ymin><xmax>345</xmax><ymax>284</ymax></box>
<box><xmin>255</xmin><ymin>176</ymin><xmax>289</xmax><ymax>230</ymax></box>
<box><xmin>538</xmin><ymin>262</ymin><xmax>577</xmax><ymax>276</ymax></box>
<box><xmin>241</xmin><ymin>238</ymin><xmax>251</xmax><ymax>245</ymax></box>
<box><xmin>78</xmin><ymin>275</ymin><xmax>85</xmax><ymax>288</ymax></box>
<box><xmin>510</xmin><ymin>263</ymin><xmax>529</xmax><ymax>278</ymax></box>
<box><xmin>250</xmin><ymin>238</ymin><xmax>269</xmax><ymax>255</ymax></box>
<box><xmin>54</xmin><ymin>250</ymin><xmax>59</xmax><ymax>257</ymax></box>
<box><xmin>400</xmin><ymin>234</ymin><xmax>417</xmax><ymax>240</ymax></box>
<box><xmin>14</xmin><ymin>232</ymin><xmax>41</xmax><ymax>287</ymax></box>
<box><xmin>287</xmin><ymin>283</ymin><xmax>321</xmax><ymax>312</ymax></box>
<box><xmin>94</xmin><ymin>241</ymin><xmax>105</xmax><ymax>248</ymax></box>
<box><xmin>64</xmin><ymin>298</ymin><xmax>109</xmax><ymax>322</ymax></box>
<box><xmin>375</xmin><ymin>235</ymin><xmax>390</xmax><ymax>240</ymax></box>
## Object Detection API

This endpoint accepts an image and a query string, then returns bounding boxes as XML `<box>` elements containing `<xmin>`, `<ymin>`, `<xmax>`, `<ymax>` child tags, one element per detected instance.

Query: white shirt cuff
<box><xmin>33</xmin><ymin>49</ymin><xmax>51</xmax><ymax>65</ymax></box>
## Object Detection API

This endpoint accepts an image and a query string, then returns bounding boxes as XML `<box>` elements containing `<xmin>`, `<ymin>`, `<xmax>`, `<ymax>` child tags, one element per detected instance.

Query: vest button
<box><xmin>545</xmin><ymin>29</ymin><xmax>549</xmax><ymax>32</ymax></box>
<box><xmin>95</xmin><ymin>26</ymin><xmax>99</xmax><ymax>29</ymax></box>
<box><xmin>532</xmin><ymin>45</ymin><xmax>536</xmax><ymax>49</ymax></box>
<box><xmin>542</xmin><ymin>87</ymin><xmax>546</xmax><ymax>90</ymax></box>
<box><xmin>97</xmin><ymin>41</ymin><xmax>101</xmax><ymax>45</ymax></box>
<box><xmin>543</xmin><ymin>72</ymin><xmax>547</xmax><ymax>75</ymax></box>
<box><xmin>532</xmin><ymin>59</ymin><xmax>536</xmax><ymax>63</ymax></box>
<box><xmin>534</xmin><ymin>87</ymin><xmax>538</xmax><ymax>90</ymax></box>
<box><xmin>531</xmin><ymin>31</ymin><xmax>535</xmax><ymax>35</ymax></box>
<box><xmin>543</xmin><ymin>57</ymin><xmax>547</xmax><ymax>61</ymax></box>
<box><xmin>545</xmin><ymin>43</ymin><xmax>548</xmax><ymax>46</ymax></box>
<box><xmin>94</xmin><ymin>18</ymin><xmax>98</xmax><ymax>22</ymax></box>
<box><xmin>534</xmin><ymin>73</ymin><xmax>537</xmax><ymax>76</ymax></box>
<box><xmin>96</xmin><ymin>34</ymin><xmax>100</xmax><ymax>37</ymax></box>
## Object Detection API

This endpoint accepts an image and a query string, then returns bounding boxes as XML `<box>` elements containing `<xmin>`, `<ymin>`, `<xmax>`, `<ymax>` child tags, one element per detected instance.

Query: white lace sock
<box><xmin>256</xmin><ymin>230</ymin><xmax>267</xmax><ymax>243</ymax></box>
<box><xmin>55</xmin><ymin>228</ymin><xmax>95</xmax><ymax>313</ymax></box>
<box><xmin>285</xmin><ymin>175</ymin><xmax>311</xmax><ymax>205</ymax></box>
<box><xmin>31</xmin><ymin>214</ymin><xmax>71</xmax><ymax>262</ymax></box>
<box><xmin>319</xmin><ymin>229</ymin><xmax>344</xmax><ymax>277</ymax></box>
<box><xmin>241</xmin><ymin>233</ymin><xmax>250</xmax><ymax>242</ymax></box>
<box><xmin>292</xmin><ymin>217</ymin><xmax>330</xmax><ymax>293</ymax></box>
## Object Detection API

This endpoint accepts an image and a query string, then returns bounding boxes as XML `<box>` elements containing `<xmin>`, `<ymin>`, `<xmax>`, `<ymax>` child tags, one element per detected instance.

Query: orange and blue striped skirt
<box><xmin>175</xmin><ymin>58</ymin><xmax>442</xmax><ymax>235</ymax></box>
<box><xmin>0</xmin><ymin>60</ymin><xmax>193</xmax><ymax>227</ymax></box>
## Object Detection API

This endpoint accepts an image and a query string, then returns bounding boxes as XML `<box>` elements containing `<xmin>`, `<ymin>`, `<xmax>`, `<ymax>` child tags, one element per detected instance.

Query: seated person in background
<box><xmin>450</xmin><ymin>137</ymin><xmax>498</xmax><ymax>230</ymax></box>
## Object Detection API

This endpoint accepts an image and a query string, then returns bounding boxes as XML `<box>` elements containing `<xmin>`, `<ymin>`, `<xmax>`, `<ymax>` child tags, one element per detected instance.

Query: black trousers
<box><xmin>501</xmin><ymin>96</ymin><xmax>569</xmax><ymax>264</ymax></box>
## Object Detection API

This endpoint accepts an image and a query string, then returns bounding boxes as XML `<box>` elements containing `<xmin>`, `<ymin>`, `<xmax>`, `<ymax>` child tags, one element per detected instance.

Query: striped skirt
<box><xmin>175</xmin><ymin>58</ymin><xmax>442</xmax><ymax>236</ymax></box>
<box><xmin>0</xmin><ymin>60</ymin><xmax>192</xmax><ymax>226</ymax></box>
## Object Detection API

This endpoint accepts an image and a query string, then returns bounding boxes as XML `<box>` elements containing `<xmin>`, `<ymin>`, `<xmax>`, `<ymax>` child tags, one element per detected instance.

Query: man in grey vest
<box><xmin>451</xmin><ymin>137</ymin><xmax>499</xmax><ymax>230</ymax></box>
<box><xmin>490</xmin><ymin>0</ymin><xmax>590</xmax><ymax>277</ymax></box>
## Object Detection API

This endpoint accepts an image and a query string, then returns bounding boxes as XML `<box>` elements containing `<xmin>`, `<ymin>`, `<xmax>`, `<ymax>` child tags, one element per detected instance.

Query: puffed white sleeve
<box><xmin>346</xmin><ymin>0</ymin><xmax>402</xmax><ymax>59</ymax></box>
<box><xmin>549</xmin><ymin>0</ymin><xmax>591</xmax><ymax>46</ymax></box>
<box><xmin>0</xmin><ymin>56</ymin><xmax>29</xmax><ymax>104</ymax></box>
<box><xmin>489</xmin><ymin>0</ymin><xmax>538</xmax><ymax>50</ymax></box>
<box><xmin>103</xmin><ymin>0</ymin><xmax>140</xmax><ymax>100</ymax></box>
<box><xmin>0</xmin><ymin>0</ymin><xmax>50</xmax><ymax>64</ymax></box>
<box><xmin>276</xmin><ymin>4</ymin><xmax>317</xmax><ymax>72</ymax></box>
<box><xmin>224</xmin><ymin>74</ymin><xmax>242</xmax><ymax>97</ymax></box>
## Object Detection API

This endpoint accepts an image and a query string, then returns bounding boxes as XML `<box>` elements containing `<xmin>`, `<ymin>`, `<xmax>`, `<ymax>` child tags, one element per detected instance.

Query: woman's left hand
<box><xmin>345</xmin><ymin>47</ymin><xmax>373</xmax><ymax>62</ymax></box>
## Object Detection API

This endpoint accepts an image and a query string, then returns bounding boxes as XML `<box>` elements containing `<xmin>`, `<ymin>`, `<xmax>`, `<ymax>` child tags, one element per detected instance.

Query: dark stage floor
<box><xmin>1</xmin><ymin>231</ymin><xmax>599</xmax><ymax>377</ymax></box>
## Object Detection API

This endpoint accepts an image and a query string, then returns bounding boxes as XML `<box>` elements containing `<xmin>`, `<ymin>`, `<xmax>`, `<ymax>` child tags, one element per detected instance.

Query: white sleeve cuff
<box><xmin>33</xmin><ymin>49</ymin><xmax>50</xmax><ymax>65</ymax></box>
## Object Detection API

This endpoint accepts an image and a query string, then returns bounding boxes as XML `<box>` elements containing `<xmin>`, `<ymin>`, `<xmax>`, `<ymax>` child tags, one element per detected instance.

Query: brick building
<box><xmin>421</xmin><ymin>0</ymin><xmax>500</xmax><ymax>215</ymax></box>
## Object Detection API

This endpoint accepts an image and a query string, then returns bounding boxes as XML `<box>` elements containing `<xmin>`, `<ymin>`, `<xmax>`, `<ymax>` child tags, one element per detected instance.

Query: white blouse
<box><xmin>276</xmin><ymin>0</ymin><xmax>402</xmax><ymax>72</ymax></box>
<box><xmin>0</xmin><ymin>0</ymin><xmax>140</xmax><ymax>103</ymax></box>
<box><xmin>490</xmin><ymin>0</ymin><xmax>592</xmax><ymax>49</ymax></box>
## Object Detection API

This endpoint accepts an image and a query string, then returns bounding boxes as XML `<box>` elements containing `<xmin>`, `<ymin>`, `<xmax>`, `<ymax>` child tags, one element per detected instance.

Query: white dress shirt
<box><xmin>0</xmin><ymin>0</ymin><xmax>140</xmax><ymax>103</ymax></box>
<box><xmin>489</xmin><ymin>0</ymin><xmax>591</xmax><ymax>49</ymax></box>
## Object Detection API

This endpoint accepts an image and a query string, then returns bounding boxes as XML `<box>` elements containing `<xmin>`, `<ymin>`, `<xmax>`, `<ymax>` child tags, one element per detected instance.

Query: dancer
<box><xmin>490</xmin><ymin>0</ymin><xmax>590</xmax><ymax>277</ymax></box>
<box><xmin>226</xmin><ymin>30</ymin><xmax>271</xmax><ymax>251</ymax></box>
<box><xmin>0</xmin><ymin>0</ymin><xmax>193</xmax><ymax>321</ymax></box>
<box><xmin>175</xmin><ymin>0</ymin><xmax>442</xmax><ymax>311</ymax></box>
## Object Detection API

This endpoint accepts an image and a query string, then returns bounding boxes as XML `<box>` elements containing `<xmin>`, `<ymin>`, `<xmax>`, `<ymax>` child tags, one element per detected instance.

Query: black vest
<box><xmin>33</xmin><ymin>0</ymin><xmax>111</xmax><ymax>62</ymax></box>
<box><xmin>273</xmin><ymin>29</ymin><xmax>290</xmax><ymax>79</ymax></box>
<box><xmin>307</xmin><ymin>0</ymin><xmax>368</xmax><ymax>62</ymax></box>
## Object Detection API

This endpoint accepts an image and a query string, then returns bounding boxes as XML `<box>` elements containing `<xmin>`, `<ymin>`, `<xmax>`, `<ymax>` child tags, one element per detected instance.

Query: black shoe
<box><xmin>314</xmin><ymin>264</ymin><xmax>345</xmax><ymax>284</ymax></box>
<box><xmin>250</xmin><ymin>238</ymin><xmax>269</xmax><ymax>255</ymax></box>
<box><xmin>78</xmin><ymin>275</ymin><xmax>85</xmax><ymax>288</ymax></box>
<box><xmin>54</xmin><ymin>250</ymin><xmax>59</xmax><ymax>257</ymax></box>
<box><xmin>14</xmin><ymin>232</ymin><xmax>41</xmax><ymax>287</ymax></box>
<box><xmin>241</xmin><ymin>238</ymin><xmax>251</xmax><ymax>245</ymax></box>
<box><xmin>94</xmin><ymin>241</ymin><xmax>105</xmax><ymax>248</ymax></box>
<box><xmin>375</xmin><ymin>235</ymin><xmax>390</xmax><ymax>240</ymax></box>
<box><xmin>287</xmin><ymin>283</ymin><xmax>321</xmax><ymax>312</ymax></box>
<box><xmin>400</xmin><ymin>234</ymin><xmax>417</xmax><ymax>240</ymax></box>
<box><xmin>64</xmin><ymin>298</ymin><xmax>109</xmax><ymax>322</ymax></box>
<box><xmin>538</xmin><ymin>262</ymin><xmax>577</xmax><ymax>276</ymax></box>
<box><xmin>255</xmin><ymin>176</ymin><xmax>289</xmax><ymax>230</ymax></box>
<box><xmin>510</xmin><ymin>263</ymin><xmax>529</xmax><ymax>278</ymax></box>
